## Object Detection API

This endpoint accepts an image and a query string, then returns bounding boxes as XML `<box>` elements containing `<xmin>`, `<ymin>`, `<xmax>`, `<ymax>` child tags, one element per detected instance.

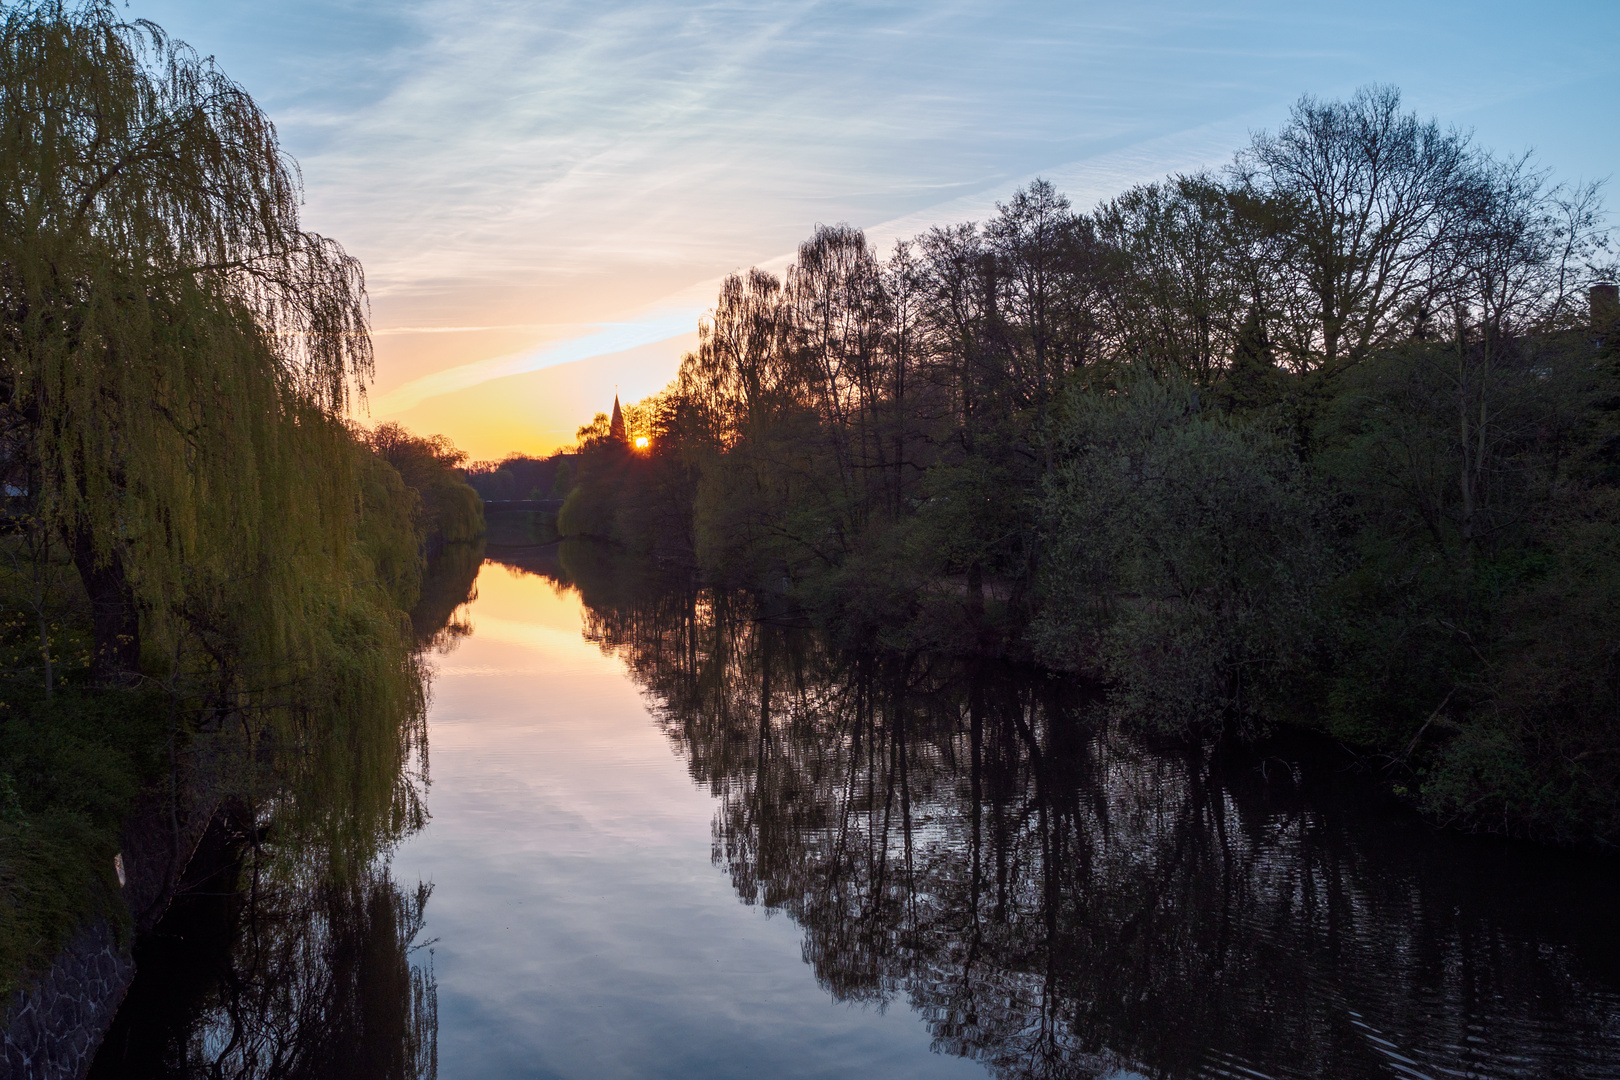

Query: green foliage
<box><xmin>356</xmin><ymin>450</ymin><xmax>426</xmax><ymax>614</ymax></box>
<box><xmin>555</xmin><ymin>87</ymin><xmax>1618</xmax><ymax>845</ymax></box>
<box><xmin>366</xmin><ymin>422</ymin><xmax>486</xmax><ymax>551</ymax></box>
<box><xmin>1306</xmin><ymin>333</ymin><xmax>1604</xmax><ymax>786</ymax></box>
<box><xmin>0</xmin><ymin>2</ymin><xmax>375</xmax><ymax>681</ymax></box>
<box><xmin>0</xmin><ymin>0</ymin><xmax>449</xmax><ymax>737</ymax></box>
<box><xmin>1215</xmin><ymin>305</ymin><xmax>1285</xmax><ymax>412</ymax></box>
<box><xmin>556</xmin><ymin>433</ymin><xmax>622</xmax><ymax>543</ymax></box>
<box><xmin>1035</xmin><ymin>377</ymin><xmax>1331</xmax><ymax>737</ymax></box>
<box><xmin>0</xmin><ymin>2</ymin><xmax>453</xmax><ymax>996</ymax></box>
<box><xmin>0</xmin><ymin>687</ymin><xmax>165</xmax><ymax>997</ymax></box>
<box><xmin>1414</xmin><ymin>402</ymin><xmax>1620</xmax><ymax>844</ymax></box>
<box><xmin>270</xmin><ymin>582</ymin><xmax>427</xmax><ymax>880</ymax></box>
<box><xmin>465</xmin><ymin>453</ymin><xmax>571</xmax><ymax>503</ymax></box>
<box><xmin>690</xmin><ymin>412</ymin><xmax>833</xmax><ymax>584</ymax></box>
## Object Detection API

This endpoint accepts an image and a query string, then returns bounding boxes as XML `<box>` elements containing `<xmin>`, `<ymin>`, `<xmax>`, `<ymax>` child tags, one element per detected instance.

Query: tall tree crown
<box><xmin>0</xmin><ymin>0</ymin><xmax>383</xmax><ymax>683</ymax></box>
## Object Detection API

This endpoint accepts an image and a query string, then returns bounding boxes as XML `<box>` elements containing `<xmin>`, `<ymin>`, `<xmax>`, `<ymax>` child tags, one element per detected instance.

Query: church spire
<box><xmin>609</xmin><ymin>393</ymin><xmax>626</xmax><ymax>442</ymax></box>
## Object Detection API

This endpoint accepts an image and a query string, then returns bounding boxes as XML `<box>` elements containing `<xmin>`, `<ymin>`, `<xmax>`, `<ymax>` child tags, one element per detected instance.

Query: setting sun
<box><xmin>634</xmin><ymin>435</ymin><xmax>649</xmax><ymax>450</ymax></box>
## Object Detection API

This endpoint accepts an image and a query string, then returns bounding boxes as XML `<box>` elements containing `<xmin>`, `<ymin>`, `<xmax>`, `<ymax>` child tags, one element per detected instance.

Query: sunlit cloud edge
<box><xmin>369</xmin><ymin>310</ymin><xmax>701</xmax><ymax>415</ymax></box>
<box><xmin>370</xmin><ymin>113</ymin><xmax>1254</xmax><ymax>420</ymax></box>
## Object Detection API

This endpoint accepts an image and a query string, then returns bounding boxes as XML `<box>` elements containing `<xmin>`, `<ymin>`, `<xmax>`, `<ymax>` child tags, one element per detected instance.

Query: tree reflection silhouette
<box><xmin>496</xmin><ymin>544</ymin><xmax>1620</xmax><ymax>1080</ymax></box>
<box><xmin>411</xmin><ymin>539</ymin><xmax>485</xmax><ymax>652</ymax></box>
<box><xmin>91</xmin><ymin>825</ymin><xmax>437</xmax><ymax>1080</ymax></box>
<box><xmin>85</xmin><ymin>548</ymin><xmax>481</xmax><ymax>1080</ymax></box>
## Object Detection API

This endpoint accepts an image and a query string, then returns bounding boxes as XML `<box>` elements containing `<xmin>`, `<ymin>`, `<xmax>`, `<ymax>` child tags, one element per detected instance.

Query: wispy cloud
<box><xmin>371</xmin><ymin>310</ymin><xmax>700</xmax><ymax>414</ymax></box>
<box><xmin>140</xmin><ymin>0</ymin><xmax>1620</xmax><ymax>435</ymax></box>
<box><xmin>372</xmin><ymin>324</ymin><xmax>566</xmax><ymax>335</ymax></box>
<box><xmin>151</xmin><ymin>0</ymin><xmax>1619</xmax><ymax>306</ymax></box>
<box><xmin>371</xmin><ymin>112</ymin><xmax>1258</xmax><ymax>412</ymax></box>
<box><xmin>274</xmin><ymin>0</ymin><xmax>1346</xmax><ymax>300</ymax></box>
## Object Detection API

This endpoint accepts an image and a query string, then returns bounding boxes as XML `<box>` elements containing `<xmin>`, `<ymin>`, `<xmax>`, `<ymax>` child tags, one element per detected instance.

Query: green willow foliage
<box><xmin>368</xmin><ymin>423</ymin><xmax>487</xmax><ymax>558</ymax></box>
<box><xmin>0</xmin><ymin>2</ymin><xmax>457</xmax><ymax>988</ymax></box>
<box><xmin>0</xmin><ymin>0</ymin><xmax>376</xmax><ymax>679</ymax></box>
<box><xmin>563</xmin><ymin>88</ymin><xmax>1619</xmax><ymax>845</ymax></box>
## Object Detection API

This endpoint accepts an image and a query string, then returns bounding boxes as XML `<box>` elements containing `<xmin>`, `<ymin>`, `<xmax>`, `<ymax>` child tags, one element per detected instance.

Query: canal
<box><xmin>92</xmin><ymin>550</ymin><xmax>1620</xmax><ymax>1078</ymax></box>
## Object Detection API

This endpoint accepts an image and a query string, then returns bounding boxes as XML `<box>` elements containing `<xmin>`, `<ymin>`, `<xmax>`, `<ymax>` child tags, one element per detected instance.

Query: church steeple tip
<box><xmin>609</xmin><ymin>393</ymin><xmax>626</xmax><ymax>442</ymax></box>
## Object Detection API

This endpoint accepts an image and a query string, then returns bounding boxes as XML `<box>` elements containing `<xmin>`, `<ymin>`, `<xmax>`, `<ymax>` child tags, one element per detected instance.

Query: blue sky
<box><xmin>134</xmin><ymin>0</ymin><xmax>1620</xmax><ymax>457</ymax></box>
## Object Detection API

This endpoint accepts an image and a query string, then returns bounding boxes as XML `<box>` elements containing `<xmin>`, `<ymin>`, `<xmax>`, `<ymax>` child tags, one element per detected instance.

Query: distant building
<box><xmin>609</xmin><ymin>394</ymin><xmax>626</xmax><ymax>442</ymax></box>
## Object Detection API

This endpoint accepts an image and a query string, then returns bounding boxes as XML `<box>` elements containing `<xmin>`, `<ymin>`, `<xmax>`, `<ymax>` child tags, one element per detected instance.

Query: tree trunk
<box><xmin>68</xmin><ymin>525</ymin><xmax>141</xmax><ymax>684</ymax></box>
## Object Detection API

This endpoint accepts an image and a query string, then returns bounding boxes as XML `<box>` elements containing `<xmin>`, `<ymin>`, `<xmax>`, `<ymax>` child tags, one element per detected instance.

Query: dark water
<box><xmin>93</xmin><ymin>550</ymin><xmax>1620</xmax><ymax>1079</ymax></box>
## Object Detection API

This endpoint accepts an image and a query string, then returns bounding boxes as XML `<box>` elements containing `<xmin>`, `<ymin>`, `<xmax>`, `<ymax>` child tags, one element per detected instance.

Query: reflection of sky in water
<box><xmin>386</xmin><ymin>557</ymin><xmax>1620</xmax><ymax>1079</ymax></box>
<box><xmin>391</xmin><ymin>564</ymin><xmax>983</xmax><ymax>1079</ymax></box>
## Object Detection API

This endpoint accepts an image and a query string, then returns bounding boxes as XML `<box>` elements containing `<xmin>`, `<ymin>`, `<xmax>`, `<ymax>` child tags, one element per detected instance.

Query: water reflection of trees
<box><xmin>89</xmin><ymin>547</ymin><xmax>483</xmax><ymax>1079</ymax></box>
<box><xmin>412</xmin><ymin>538</ymin><xmax>484</xmax><ymax>652</ymax></box>
<box><xmin>202</xmin><ymin>862</ymin><xmax>435</xmax><ymax>1080</ymax></box>
<box><xmin>91</xmin><ymin>823</ymin><xmax>436</xmax><ymax>1080</ymax></box>
<box><xmin>528</xmin><ymin>547</ymin><xmax>1620</xmax><ymax>1080</ymax></box>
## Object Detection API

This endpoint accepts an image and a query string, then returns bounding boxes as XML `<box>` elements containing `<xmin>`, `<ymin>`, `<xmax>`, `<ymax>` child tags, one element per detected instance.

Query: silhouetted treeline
<box><xmin>464</xmin><ymin>452</ymin><xmax>574</xmax><ymax>502</ymax></box>
<box><xmin>560</xmin><ymin>86</ymin><xmax>1620</xmax><ymax>846</ymax></box>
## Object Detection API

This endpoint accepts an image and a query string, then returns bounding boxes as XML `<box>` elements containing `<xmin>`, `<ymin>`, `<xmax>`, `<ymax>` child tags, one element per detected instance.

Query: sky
<box><xmin>133</xmin><ymin>0</ymin><xmax>1620</xmax><ymax>461</ymax></box>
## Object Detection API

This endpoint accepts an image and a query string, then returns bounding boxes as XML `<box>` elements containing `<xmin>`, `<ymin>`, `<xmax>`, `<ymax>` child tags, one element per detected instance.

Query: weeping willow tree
<box><xmin>0</xmin><ymin>0</ymin><xmax>384</xmax><ymax>675</ymax></box>
<box><xmin>0</xmin><ymin>0</ymin><xmax>430</xmax><ymax>846</ymax></box>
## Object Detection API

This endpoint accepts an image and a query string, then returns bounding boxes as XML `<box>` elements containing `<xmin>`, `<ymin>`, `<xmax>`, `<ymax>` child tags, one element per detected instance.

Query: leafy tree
<box><xmin>1215</xmin><ymin>305</ymin><xmax>1284</xmax><ymax>413</ymax></box>
<box><xmin>1093</xmin><ymin>174</ymin><xmax>1252</xmax><ymax>385</ymax></box>
<box><xmin>1232</xmin><ymin>85</ymin><xmax>1477</xmax><ymax>373</ymax></box>
<box><xmin>0</xmin><ymin>1</ymin><xmax>374</xmax><ymax>682</ymax></box>
<box><xmin>0</xmin><ymin>1</ymin><xmax>449</xmax><ymax>1003</ymax></box>
<box><xmin>1035</xmin><ymin>377</ymin><xmax>1330</xmax><ymax>737</ymax></box>
<box><xmin>555</xmin><ymin>88</ymin><xmax>1620</xmax><ymax>843</ymax></box>
<box><xmin>985</xmin><ymin>179</ymin><xmax>1099</xmax><ymax>444</ymax></box>
<box><xmin>366</xmin><ymin>422</ymin><xmax>485</xmax><ymax>553</ymax></box>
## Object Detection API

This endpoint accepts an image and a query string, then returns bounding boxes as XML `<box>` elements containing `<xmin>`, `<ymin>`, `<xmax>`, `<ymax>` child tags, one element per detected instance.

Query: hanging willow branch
<box><xmin>0</xmin><ymin>0</ymin><xmax>382</xmax><ymax>686</ymax></box>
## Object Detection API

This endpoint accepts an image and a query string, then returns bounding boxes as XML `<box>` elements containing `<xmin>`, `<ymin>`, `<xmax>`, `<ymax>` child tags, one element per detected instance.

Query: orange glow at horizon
<box><xmin>367</xmin><ymin>331</ymin><xmax>696</xmax><ymax>461</ymax></box>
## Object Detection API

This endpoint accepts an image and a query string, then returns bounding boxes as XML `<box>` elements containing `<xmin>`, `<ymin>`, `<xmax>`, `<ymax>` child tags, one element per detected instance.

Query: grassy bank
<box><xmin>0</xmin><ymin>684</ymin><xmax>165</xmax><ymax>996</ymax></box>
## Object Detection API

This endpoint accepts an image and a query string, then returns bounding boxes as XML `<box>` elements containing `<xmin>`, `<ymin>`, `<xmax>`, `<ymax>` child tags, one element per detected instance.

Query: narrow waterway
<box><xmin>388</xmin><ymin>561</ymin><xmax>979</xmax><ymax>1079</ymax></box>
<box><xmin>93</xmin><ymin>551</ymin><xmax>1620</xmax><ymax>1079</ymax></box>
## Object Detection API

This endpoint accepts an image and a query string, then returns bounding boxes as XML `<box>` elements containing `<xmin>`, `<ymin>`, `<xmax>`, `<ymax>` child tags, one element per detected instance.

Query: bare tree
<box><xmin>1233</xmin><ymin>85</ymin><xmax>1476</xmax><ymax>373</ymax></box>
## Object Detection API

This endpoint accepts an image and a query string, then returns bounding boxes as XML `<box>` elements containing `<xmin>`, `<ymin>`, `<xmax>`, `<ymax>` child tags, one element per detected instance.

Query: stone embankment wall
<box><xmin>0</xmin><ymin>784</ymin><xmax>218</xmax><ymax>1079</ymax></box>
<box><xmin>0</xmin><ymin>922</ymin><xmax>134</xmax><ymax>1080</ymax></box>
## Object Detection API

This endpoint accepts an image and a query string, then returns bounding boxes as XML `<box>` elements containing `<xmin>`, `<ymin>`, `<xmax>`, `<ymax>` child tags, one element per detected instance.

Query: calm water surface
<box><xmin>389</xmin><ymin>562</ymin><xmax>978</xmax><ymax>1079</ymax></box>
<box><xmin>94</xmin><ymin>551</ymin><xmax>1620</xmax><ymax>1079</ymax></box>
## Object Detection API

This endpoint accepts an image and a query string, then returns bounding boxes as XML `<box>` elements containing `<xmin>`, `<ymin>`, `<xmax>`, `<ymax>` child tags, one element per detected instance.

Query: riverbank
<box><xmin>553</xmin><ymin>301</ymin><xmax>1620</xmax><ymax>850</ymax></box>
<box><xmin>0</xmin><ymin>764</ymin><xmax>220</xmax><ymax>1078</ymax></box>
<box><xmin>72</xmin><ymin>542</ymin><xmax>477</xmax><ymax>1078</ymax></box>
<box><xmin>0</xmin><ymin>523</ymin><xmax>480</xmax><ymax>1078</ymax></box>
